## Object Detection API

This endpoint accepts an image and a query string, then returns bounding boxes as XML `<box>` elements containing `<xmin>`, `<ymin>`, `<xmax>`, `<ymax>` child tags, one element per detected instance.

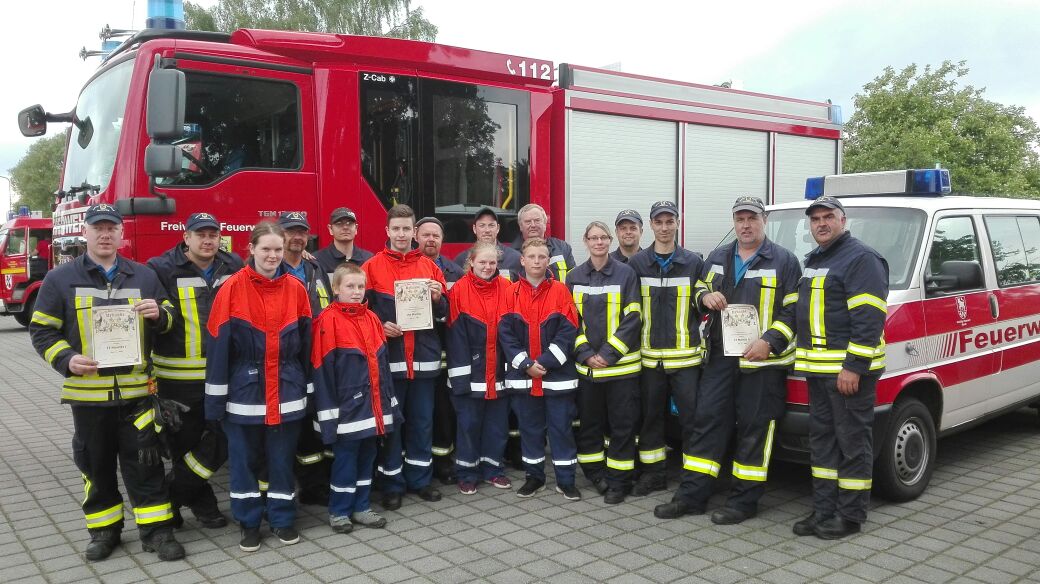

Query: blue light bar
<box><xmin>804</xmin><ymin>176</ymin><xmax>825</xmax><ymax>200</ymax></box>
<box><xmin>146</xmin><ymin>0</ymin><xmax>185</xmax><ymax>30</ymax></box>
<box><xmin>910</xmin><ymin>169</ymin><xmax>951</xmax><ymax>195</ymax></box>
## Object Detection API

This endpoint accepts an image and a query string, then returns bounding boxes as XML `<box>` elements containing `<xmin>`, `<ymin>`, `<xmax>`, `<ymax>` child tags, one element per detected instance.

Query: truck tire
<box><xmin>874</xmin><ymin>398</ymin><xmax>936</xmax><ymax>502</ymax></box>
<box><xmin>13</xmin><ymin>295</ymin><xmax>34</xmax><ymax>328</ymax></box>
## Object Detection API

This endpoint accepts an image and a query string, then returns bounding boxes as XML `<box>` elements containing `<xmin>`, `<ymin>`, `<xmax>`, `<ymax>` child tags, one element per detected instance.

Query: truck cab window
<box><xmin>157</xmin><ymin>72</ymin><xmax>301</xmax><ymax>186</ymax></box>
<box><xmin>361</xmin><ymin>73</ymin><xmax>418</xmax><ymax>209</ymax></box>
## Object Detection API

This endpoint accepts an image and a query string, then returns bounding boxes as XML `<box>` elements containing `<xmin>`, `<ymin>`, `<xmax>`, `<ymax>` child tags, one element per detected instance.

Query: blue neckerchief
<box><xmin>733</xmin><ymin>245</ymin><xmax>761</xmax><ymax>284</ymax></box>
<box><xmin>202</xmin><ymin>264</ymin><xmax>216</xmax><ymax>284</ymax></box>
<box><xmin>96</xmin><ymin>259</ymin><xmax>119</xmax><ymax>282</ymax></box>
<box><xmin>654</xmin><ymin>249</ymin><xmax>675</xmax><ymax>272</ymax></box>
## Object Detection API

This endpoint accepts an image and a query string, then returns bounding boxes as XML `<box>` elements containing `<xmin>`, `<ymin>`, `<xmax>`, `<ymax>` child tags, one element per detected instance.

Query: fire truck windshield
<box><xmin>764</xmin><ymin>207</ymin><xmax>927</xmax><ymax>290</ymax></box>
<box><xmin>61</xmin><ymin>58</ymin><xmax>135</xmax><ymax>194</ymax></box>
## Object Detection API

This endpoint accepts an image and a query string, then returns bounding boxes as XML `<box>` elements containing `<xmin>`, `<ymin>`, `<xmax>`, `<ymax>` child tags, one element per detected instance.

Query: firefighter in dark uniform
<box><xmin>568</xmin><ymin>221</ymin><xmax>643</xmax><ymax>504</ymax></box>
<box><xmin>628</xmin><ymin>200</ymin><xmax>706</xmax><ymax>508</ymax></box>
<box><xmin>279</xmin><ymin>211</ymin><xmax>334</xmax><ymax>505</ymax></box>
<box><xmin>313</xmin><ymin>206</ymin><xmax>374</xmax><ymax>280</ymax></box>
<box><xmin>28</xmin><ymin>204</ymin><xmax>185</xmax><ymax>562</ymax></box>
<box><xmin>455</xmin><ymin>206</ymin><xmax>522</xmax><ymax>280</ymax></box>
<box><xmin>512</xmin><ymin>203</ymin><xmax>576</xmax><ymax>282</ymax></box>
<box><xmin>791</xmin><ymin>195</ymin><xmax>888</xmax><ymax>540</ymax></box>
<box><xmin>415</xmin><ymin>217</ymin><xmax>465</xmax><ymax>483</ymax></box>
<box><xmin>674</xmin><ymin>196</ymin><xmax>801</xmax><ymax>523</ymax></box>
<box><xmin>148</xmin><ymin>212</ymin><xmax>244</xmax><ymax>529</ymax></box>
<box><xmin>610</xmin><ymin>209</ymin><xmax>644</xmax><ymax>264</ymax></box>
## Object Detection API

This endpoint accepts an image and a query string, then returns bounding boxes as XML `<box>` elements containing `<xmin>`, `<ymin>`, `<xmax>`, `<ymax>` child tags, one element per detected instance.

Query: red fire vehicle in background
<box><xmin>17</xmin><ymin>27</ymin><xmax>841</xmax><ymax>264</ymax></box>
<box><xmin>0</xmin><ymin>211</ymin><xmax>53</xmax><ymax>327</ymax></box>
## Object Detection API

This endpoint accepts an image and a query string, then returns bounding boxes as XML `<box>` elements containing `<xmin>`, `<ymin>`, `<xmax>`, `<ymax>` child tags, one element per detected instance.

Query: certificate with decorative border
<box><xmin>394</xmin><ymin>279</ymin><xmax>434</xmax><ymax>331</ymax></box>
<box><xmin>91</xmin><ymin>304</ymin><xmax>143</xmax><ymax>368</ymax></box>
<box><xmin>722</xmin><ymin>304</ymin><xmax>760</xmax><ymax>357</ymax></box>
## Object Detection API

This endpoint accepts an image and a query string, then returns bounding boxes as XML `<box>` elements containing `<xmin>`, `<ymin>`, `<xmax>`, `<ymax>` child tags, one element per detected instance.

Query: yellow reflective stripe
<box><xmin>184</xmin><ymin>451</ymin><xmax>214</xmax><ymax>480</ymax></box>
<box><xmin>847</xmin><ymin>293</ymin><xmax>887</xmax><ymax>314</ymax></box>
<box><xmin>794</xmin><ymin>361</ymin><xmax>844</xmax><ymax>374</ymax></box>
<box><xmin>85</xmin><ymin>503</ymin><xmax>124</xmax><ymax>528</ymax></box>
<box><xmin>151</xmin><ymin>354</ymin><xmax>207</xmax><ymax>367</ymax></box>
<box><xmin>575</xmin><ymin>333</ymin><xmax>589</xmax><ymax>349</ymax></box>
<box><xmin>31</xmin><ymin>310</ymin><xmax>63</xmax><ymax>328</ymax></box>
<box><xmin>607</xmin><ymin>335</ymin><xmax>629</xmax><ymax>355</ymax></box>
<box><xmin>640</xmin><ymin>347</ymin><xmax>701</xmax><ymax>358</ymax></box>
<box><xmin>639</xmin><ymin>448</ymin><xmax>666</xmax><ymax>463</ymax></box>
<box><xmin>616</xmin><ymin>352</ymin><xmax>642</xmax><ymax>364</ymax></box>
<box><xmin>179</xmin><ymin>286</ymin><xmax>202</xmax><ymax>358</ymax></box>
<box><xmin>258</xmin><ymin>481</ymin><xmax>269</xmax><ymax>491</ymax></box>
<box><xmin>675</xmin><ymin>285</ymin><xmax>690</xmax><ymax>349</ymax></box>
<box><xmin>759</xmin><ymin>277</ymin><xmax>775</xmax><ymax>335</ymax></box>
<box><xmin>297</xmin><ymin>452</ymin><xmax>324</xmax><ymax>465</ymax></box>
<box><xmin>82</xmin><ymin>474</ymin><xmax>92</xmax><ymax>506</ymax></box>
<box><xmin>44</xmin><ymin>340</ymin><xmax>72</xmax><ymax>364</ymax></box>
<box><xmin>606</xmin><ymin>458</ymin><xmax>635</xmax><ymax>471</ymax></box>
<box><xmin>133</xmin><ymin>409</ymin><xmax>155</xmax><ymax>430</ymax></box>
<box><xmin>75</xmin><ymin>295</ymin><xmax>93</xmax><ymax>357</ymax></box>
<box><xmin>770</xmin><ymin>321</ymin><xmax>794</xmax><ymax>342</ymax></box>
<box><xmin>317</xmin><ymin>281</ymin><xmax>330</xmax><ymax>309</ymax></box>
<box><xmin>153</xmin><ymin>367</ymin><xmax>207</xmax><ymax>381</ymax></box>
<box><xmin>739</xmin><ymin>351</ymin><xmax>795</xmax><ymax>368</ymax></box>
<box><xmin>809</xmin><ymin>276</ymin><xmax>826</xmax><ymax>345</ymax></box>
<box><xmin>577</xmin><ymin>451</ymin><xmax>605</xmax><ymax>463</ymax></box>
<box><xmin>134</xmin><ymin>503</ymin><xmax>174</xmax><ymax>524</ymax></box>
<box><xmin>838</xmin><ymin>477</ymin><xmax>873</xmax><ymax>490</ymax></box>
<box><xmin>578</xmin><ymin>360</ymin><xmax>642</xmax><ymax>379</ymax></box>
<box><xmin>731</xmin><ymin>421</ymin><xmax>775</xmax><ymax>482</ymax></box>
<box><xmin>607</xmin><ymin>293</ymin><xmax>620</xmax><ymax>350</ymax></box>
<box><xmin>431</xmin><ymin>445</ymin><xmax>453</xmax><ymax>456</ymax></box>
<box><xmin>693</xmin><ymin>278</ymin><xmax>709</xmax><ymax>304</ymax></box>
<box><xmin>846</xmin><ymin>342</ymin><xmax>877</xmax><ymax>359</ymax></box>
<box><xmin>682</xmin><ymin>455</ymin><xmax>720</xmax><ymax>477</ymax></box>
<box><xmin>796</xmin><ymin>348</ymin><xmax>847</xmax><ymax>361</ymax></box>
<box><xmin>869</xmin><ymin>356</ymin><xmax>886</xmax><ymax>370</ymax></box>
<box><xmin>812</xmin><ymin>466</ymin><xmax>838</xmax><ymax>480</ymax></box>
<box><xmin>158</xmin><ymin>299</ymin><xmax>175</xmax><ymax>334</ymax></box>
<box><xmin>61</xmin><ymin>387</ymin><xmax>113</xmax><ymax>402</ymax></box>
<box><xmin>782</xmin><ymin>292</ymin><xmax>798</xmax><ymax>306</ymax></box>
<box><xmin>622</xmin><ymin>302</ymin><xmax>640</xmax><ymax>316</ymax></box>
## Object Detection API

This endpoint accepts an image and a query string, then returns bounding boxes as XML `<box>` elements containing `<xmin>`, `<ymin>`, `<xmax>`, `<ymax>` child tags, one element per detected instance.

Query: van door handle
<box><xmin>989</xmin><ymin>293</ymin><xmax>999</xmax><ymax>319</ymax></box>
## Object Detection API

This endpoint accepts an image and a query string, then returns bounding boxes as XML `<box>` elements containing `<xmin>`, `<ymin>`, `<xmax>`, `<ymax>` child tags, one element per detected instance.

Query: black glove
<box><xmin>152</xmin><ymin>395</ymin><xmax>191</xmax><ymax>433</ymax></box>
<box><xmin>136</xmin><ymin>415</ymin><xmax>164</xmax><ymax>466</ymax></box>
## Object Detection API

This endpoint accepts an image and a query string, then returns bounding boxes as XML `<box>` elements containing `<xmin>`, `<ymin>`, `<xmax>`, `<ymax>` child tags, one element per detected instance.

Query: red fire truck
<box><xmin>0</xmin><ymin>212</ymin><xmax>53</xmax><ymax>327</ymax></box>
<box><xmin>18</xmin><ymin>28</ymin><xmax>841</xmax><ymax>263</ymax></box>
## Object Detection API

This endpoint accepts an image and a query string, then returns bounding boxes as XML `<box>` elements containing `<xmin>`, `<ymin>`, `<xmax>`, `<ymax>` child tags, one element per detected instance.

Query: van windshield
<box><xmin>764</xmin><ymin>207</ymin><xmax>927</xmax><ymax>290</ymax></box>
<box><xmin>62</xmin><ymin>58</ymin><xmax>135</xmax><ymax>193</ymax></box>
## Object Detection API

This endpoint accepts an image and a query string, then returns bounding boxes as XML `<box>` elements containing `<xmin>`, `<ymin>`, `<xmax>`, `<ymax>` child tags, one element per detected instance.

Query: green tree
<box><xmin>844</xmin><ymin>61</ymin><xmax>1040</xmax><ymax>197</ymax></box>
<box><xmin>184</xmin><ymin>0</ymin><xmax>437</xmax><ymax>41</ymax></box>
<box><xmin>8</xmin><ymin>134</ymin><xmax>66</xmax><ymax>217</ymax></box>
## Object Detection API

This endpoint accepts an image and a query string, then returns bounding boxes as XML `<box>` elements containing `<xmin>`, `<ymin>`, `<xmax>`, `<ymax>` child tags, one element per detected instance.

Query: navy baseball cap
<box><xmin>649</xmin><ymin>200</ymin><xmax>679</xmax><ymax>219</ymax></box>
<box><xmin>732</xmin><ymin>196</ymin><xmax>766</xmax><ymax>214</ymax></box>
<box><xmin>614</xmin><ymin>209</ymin><xmax>643</xmax><ymax>226</ymax></box>
<box><xmin>84</xmin><ymin>203</ymin><xmax>122</xmax><ymax>225</ymax></box>
<box><xmin>186</xmin><ymin>212</ymin><xmax>219</xmax><ymax>231</ymax></box>
<box><xmin>329</xmin><ymin>207</ymin><xmax>357</xmax><ymax>224</ymax></box>
<box><xmin>279</xmin><ymin>211</ymin><xmax>310</xmax><ymax>230</ymax></box>
<box><xmin>474</xmin><ymin>206</ymin><xmax>499</xmax><ymax>222</ymax></box>
<box><xmin>805</xmin><ymin>196</ymin><xmax>845</xmax><ymax>215</ymax></box>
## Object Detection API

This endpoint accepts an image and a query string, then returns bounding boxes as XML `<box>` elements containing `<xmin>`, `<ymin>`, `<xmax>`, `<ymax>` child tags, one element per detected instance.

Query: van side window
<box><xmin>926</xmin><ymin>216</ymin><xmax>983</xmax><ymax>296</ymax></box>
<box><xmin>984</xmin><ymin>215</ymin><xmax>1040</xmax><ymax>287</ymax></box>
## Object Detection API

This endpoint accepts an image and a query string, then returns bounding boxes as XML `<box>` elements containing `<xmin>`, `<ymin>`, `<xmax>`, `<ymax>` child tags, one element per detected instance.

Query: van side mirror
<box><xmin>926</xmin><ymin>260</ymin><xmax>983</xmax><ymax>295</ymax></box>
<box><xmin>145</xmin><ymin>144</ymin><xmax>182</xmax><ymax>177</ymax></box>
<box><xmin>18</xmin><ymin>105</ymin><xmax>47</xmax><ymax>137</ymax></box>
<box><xmin>147</xmin><ymin>69</ymin><xmax>186</xmax><ymax>139</ymax></box>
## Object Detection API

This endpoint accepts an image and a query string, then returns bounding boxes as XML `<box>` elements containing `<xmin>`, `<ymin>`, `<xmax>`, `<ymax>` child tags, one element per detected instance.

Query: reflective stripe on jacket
<box><xmin>696</xmin><ymin>238</ymin><xmax>801</xmax><ymax>370</ymax></box>
<box><xmin>447</xmin><ymin>271</ymin><xmax>511</xmax><ymax>398</ymax></box>
<box><xmin>628</xmin><ymin>246</ymin><xmax>705</xmax><ymax>369</ymax></box>
<box><xmin>28</xmin><ymin>254</ymin><xmax>175</xmax><ymax>405</ymax></box>
<box><xmin>499</xmin><ymin>276</ymin><xmax>579</xmax><ymax>396</ymax></box>
<box><xmin>795</xmin><ymin>231</ymin><xmax>889</xmax><ymax>376</ymax></box>
<box><xmin>567</xmin><ymin>257</ymin><xmax>642</xmax><ymax>380</ymax></box>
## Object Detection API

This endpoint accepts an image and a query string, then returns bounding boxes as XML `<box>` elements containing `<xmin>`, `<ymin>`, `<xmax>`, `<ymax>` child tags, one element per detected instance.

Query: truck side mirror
<box><xmin>145</xmin><ymin>144</ymin><xmax>182</xmax><ymax>177</ymax></box>
<box><xmin>146</xmin><ymin>69</ymin><xmax>186</xmax><ymax>139</ymax></box>
<box><xmin>18</xmin><ymin>105</ymin><xmax>47</xmax><ymax>137</ymax></box>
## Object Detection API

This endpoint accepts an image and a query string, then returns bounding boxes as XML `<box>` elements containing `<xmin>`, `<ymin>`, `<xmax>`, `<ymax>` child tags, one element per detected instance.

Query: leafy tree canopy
<box><xmin>184</xmin><ymin>0</ymin><xmax>437</xmax><ymax>41</ymax></box>
<box><xmin>843</xmin><ymin>60</ymin><xmax>1040</xmax><ymax>198</ymax></box>
<box><xmin>8</xmin><ymin>134</ymin><xmax>66</xmax><ymax>217</ymax></box>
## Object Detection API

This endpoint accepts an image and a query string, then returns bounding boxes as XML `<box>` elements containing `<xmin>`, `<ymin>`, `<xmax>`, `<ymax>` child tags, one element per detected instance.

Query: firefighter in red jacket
<box><xmin>312</xmin><ymin>263</ymin><xmax>402</xmax><ymax>533</ymax></box>
<box><xmin>500</xmin><ymin>238</ymin><xmax>582</xmax><ymax>501</ymax></box>
<box><xmin>205</xmin><ymin>221</ymin><xmax>312</xmax><ymax>553</ymax></box>
<box><xmin>363</xmin><ymin>204</ymin><xmax>448</xmax><ymax>510</ymax></box>
<box><xmin>447</xmin><ymin>241</ymin><xmax>513</xmax><ymax>495</ymax></box>
<box><xmin>28</xmin><ymin>204</ymin><xmax>184</xmax><ymax>562</ymax></box>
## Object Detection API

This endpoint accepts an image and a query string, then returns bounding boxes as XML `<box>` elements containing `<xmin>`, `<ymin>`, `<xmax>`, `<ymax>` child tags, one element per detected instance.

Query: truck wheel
<box><xmin>13</xmin><ymin>295</ymin><xmax>34</xmax><ymax>328</ymax></box>
<box><xmin>874</xmin><ymin>398</ymin><xmax>936</xmax><ymax>502</ymax></box>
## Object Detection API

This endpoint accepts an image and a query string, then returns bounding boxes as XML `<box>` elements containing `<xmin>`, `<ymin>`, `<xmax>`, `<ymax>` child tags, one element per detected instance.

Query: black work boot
<box><xmin>632</xmin><ymin>472</ymin><xmax>667</xmax><ymax>496</ymax></box>
<box><xmin>142</xmin><ymin>529</ymin><xmax>186</xmax><ymax>561</ymax></box>
<box><xmin>85</xmin><ymin>530</ymin><xmax>121</xmax><ymax>562</ymax></box>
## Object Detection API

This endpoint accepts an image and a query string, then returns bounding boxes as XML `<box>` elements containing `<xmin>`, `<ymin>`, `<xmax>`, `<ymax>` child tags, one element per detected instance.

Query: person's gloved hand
<box><xmin>152</xmin><ymin>396</ymin><xmax>191</xmax><ymax>433</ymax></box>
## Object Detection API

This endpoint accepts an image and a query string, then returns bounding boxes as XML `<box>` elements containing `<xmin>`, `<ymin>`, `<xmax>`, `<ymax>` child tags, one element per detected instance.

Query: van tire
<box><xmin>13</xmin><ymin>295</ymin><xmax>34</xmax><ymax>328</ymax></box>
<box><xmin>874</xmin><ymin>398</ymin><xmax>936</xmax><ymax>502</ymax></box>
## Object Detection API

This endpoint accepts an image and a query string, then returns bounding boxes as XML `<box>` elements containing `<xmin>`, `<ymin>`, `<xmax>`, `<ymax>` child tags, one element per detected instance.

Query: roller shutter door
<box><xmin>774</xmin><ymin>134</ymin><xmax>838</xmax><ymax>204</ymax></box>
<box><xmin>567</xmin><ymin>111</ymin><xmax>677</xmax><ymax>263</ymax></box>
<box><xmin>683</xmin><ymin>125</ymin><xmax>768</xmax><ymax>256</ymax></box>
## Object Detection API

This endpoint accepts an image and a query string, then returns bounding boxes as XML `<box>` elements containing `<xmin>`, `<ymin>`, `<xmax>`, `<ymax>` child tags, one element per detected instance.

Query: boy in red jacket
<box><xmin>312</xmin><ymin>263</ymin><xmax>402</xmax><ymax>533</ymax></box>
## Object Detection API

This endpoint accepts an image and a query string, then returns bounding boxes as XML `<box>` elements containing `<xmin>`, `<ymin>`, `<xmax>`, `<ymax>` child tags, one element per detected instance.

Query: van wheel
<box><xmin>874</xmin><ymin>398</ymin><xmax>936</xmax><ymax>502</ymax></box>
<box><xmin>13</xmin><ymin>295</ymin><xmax>34</xmax><ymax>328</ymax></box>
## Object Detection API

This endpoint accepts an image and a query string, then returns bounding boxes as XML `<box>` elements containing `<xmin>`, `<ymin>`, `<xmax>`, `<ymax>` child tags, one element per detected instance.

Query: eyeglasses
<box><xmin>586</xmin><ymin>235</ymin><xmax>612</xmax><ymax>243</ymax></box>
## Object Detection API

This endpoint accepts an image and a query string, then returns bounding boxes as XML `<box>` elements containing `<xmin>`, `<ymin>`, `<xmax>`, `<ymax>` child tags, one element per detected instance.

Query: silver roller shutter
<box><xmin>774</xmin><ymin>134</ymin><xmax>839</xmax><ymax>205</ymax></box>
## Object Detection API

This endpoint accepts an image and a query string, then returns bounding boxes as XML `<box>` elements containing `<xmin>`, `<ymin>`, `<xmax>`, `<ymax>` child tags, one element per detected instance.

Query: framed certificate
<box><xmin>91</xmin><ymin>304</ymin><xmax>143</xmax><ymax>368</ymax></box>
<box><xmin>394</xmin><ymin>279</ymin><xmax>434</xmax><ymax>331</ymax></box>
<box><xmin>721</xmin><ymin>304</ymin><xmax>760</xmax><ymax>357</ymax></box>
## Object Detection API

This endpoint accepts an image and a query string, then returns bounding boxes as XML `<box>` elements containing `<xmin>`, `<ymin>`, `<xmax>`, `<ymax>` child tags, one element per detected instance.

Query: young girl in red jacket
<box><xmin>312</xmin><ymin>263</ymin><xmax>402</xmax><ymax>533</ymax></box>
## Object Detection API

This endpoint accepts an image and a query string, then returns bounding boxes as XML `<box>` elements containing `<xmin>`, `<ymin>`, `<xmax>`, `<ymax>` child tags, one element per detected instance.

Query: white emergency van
<box><xmin>769</xmin><ymin>169</ymin><xmax>1040</xmax><ymax>501</ymax></box>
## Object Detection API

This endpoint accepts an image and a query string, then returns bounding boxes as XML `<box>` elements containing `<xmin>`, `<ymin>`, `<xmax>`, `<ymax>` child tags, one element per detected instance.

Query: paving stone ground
<box><xmin>2</xmin><ymin>317</ymin><xmax>1039</xmax><ymax>583</ymax></box>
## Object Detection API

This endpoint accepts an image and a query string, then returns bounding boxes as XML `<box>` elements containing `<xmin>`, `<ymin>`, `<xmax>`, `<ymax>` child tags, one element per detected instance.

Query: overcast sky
<box><xmin>1</xmin><ymin>0</ymin><xmax>1036</xmax><ymax>212</ymax></box>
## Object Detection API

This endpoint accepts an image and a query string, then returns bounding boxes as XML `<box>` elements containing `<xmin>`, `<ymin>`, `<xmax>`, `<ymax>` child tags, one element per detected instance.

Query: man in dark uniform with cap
<box><xmin>454</xmin><ymin>206</ymin><xmax>522</xmax><ymax>280</ymax></box>
<box><xmin>313</xmin><ymin>207</ymin><xmax>374</xmax><ymax>281</ymax></box>
<box><xmin>611</xmin><ymin>209</ymin><xmax>644</xmax><ymax>264</ymax></box>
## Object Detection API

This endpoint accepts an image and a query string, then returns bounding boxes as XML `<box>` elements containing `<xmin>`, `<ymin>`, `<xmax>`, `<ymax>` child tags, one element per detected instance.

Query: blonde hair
<box><xmin>583</xmin><ymin>221</ymin><xmax>612</xmax><ymax>241</ymax></box>
<box><xmin>521</xmin><ymin>237</ymin><xmax>548</xmax><ymax>254</ymax></box>
<box><xmin>331</xmin><ymin>262</ymin><xmax>365</xmax><ymax>289</ymax></box>
<box><xmin>464</xmin><ymin>241</ymin><xmax>502</xmax><ymax>272</ymax></box>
